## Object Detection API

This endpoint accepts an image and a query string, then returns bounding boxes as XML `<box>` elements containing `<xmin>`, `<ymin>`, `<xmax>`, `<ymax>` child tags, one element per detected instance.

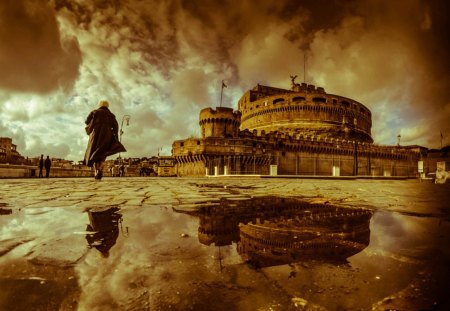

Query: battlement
<box><xmin>199</xmin><ymin>107</ymin><xmax>241</xmax><ymax>121</ymax></box>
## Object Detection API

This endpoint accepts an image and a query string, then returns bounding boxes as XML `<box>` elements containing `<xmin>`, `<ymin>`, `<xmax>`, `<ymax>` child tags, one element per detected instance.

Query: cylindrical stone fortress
<box><xmin>199</xmin><ymin>107</ymin><xmax>241</xmax><ymax>138</ymax></box>
<box><xmin>238</xmin><ymin>83</ymin><xmax>373</xmax><ymax>143</ymax></box>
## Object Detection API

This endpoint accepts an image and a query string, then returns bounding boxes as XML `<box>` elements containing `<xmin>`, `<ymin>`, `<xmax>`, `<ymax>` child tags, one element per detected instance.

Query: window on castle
<box><xmin>273</xmin><ymin>98</ymin><xmax>284</xmax><ymax>104</ymax></box>
<box><xmin>292</xmin><ymin>96</ymin><xmax>305</xmax><ymax>102</ymax></box>
<box><xmin>312</xmin><ymin>97</ymin><xmax>326</xmax><ymax>103</ymax></box>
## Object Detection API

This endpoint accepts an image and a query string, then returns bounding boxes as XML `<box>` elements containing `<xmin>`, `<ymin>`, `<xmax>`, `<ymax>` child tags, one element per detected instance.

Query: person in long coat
<box><xmin>44</xmin><ymin>155</ymin><xmax>51</xmax><ymax>178</ymax></box>
<box><xmin>84</xmin><ymin>100</ymin><xmax>126</xmax><ymax>180</ymax></box>
<box><xmin>38</xmin><ymin>154</ymin><xmax>44</xmax><ymax>178</ymax></box>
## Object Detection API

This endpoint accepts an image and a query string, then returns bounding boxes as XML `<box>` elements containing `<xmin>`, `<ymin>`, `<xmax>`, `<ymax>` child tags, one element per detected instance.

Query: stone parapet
<box><xmin>0</xmin><ymin>164</ymin><xmax>93</xmax><ymax>178</ymax></box>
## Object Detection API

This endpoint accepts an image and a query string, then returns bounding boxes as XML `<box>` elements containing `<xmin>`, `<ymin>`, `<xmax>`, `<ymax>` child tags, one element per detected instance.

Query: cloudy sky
<box><xmin>1</xmin><ymin>0</ymin><xmax>449</xmax><ymax>161</ymax></box>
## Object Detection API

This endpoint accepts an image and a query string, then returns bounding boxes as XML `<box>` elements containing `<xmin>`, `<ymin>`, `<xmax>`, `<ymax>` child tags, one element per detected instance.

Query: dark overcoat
<box><xmin>84</xmin><ymin>106</ymin><xmax>126</xmax><ymax>166</ymax></box>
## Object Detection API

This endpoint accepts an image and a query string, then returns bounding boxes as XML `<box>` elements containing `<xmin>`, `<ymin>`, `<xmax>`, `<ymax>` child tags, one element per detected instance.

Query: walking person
<box><xmin>84</xmin><ymin>100</ymin><xmax>126</xmax><ymax>180</ymax></box>
<box><xmin>44</xmin><ymin>155</ymin><xmax>51</xmax><ymax>178</ymax></box>
<box><xmin>38</xmin><ymin>154</ymin><xmax>44</xmax><ymax>178</ymax></box>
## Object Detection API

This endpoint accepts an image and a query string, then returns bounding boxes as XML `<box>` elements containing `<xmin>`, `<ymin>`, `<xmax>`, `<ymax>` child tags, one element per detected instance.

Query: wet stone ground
<box><xmin>0</xmin><ymin>177</ymin><xmax>449</xmax><ymax>311</ymax></box>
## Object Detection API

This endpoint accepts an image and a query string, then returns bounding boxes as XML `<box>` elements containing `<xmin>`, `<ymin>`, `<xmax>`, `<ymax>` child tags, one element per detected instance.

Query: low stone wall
<box><xmin>0</xmin><ymin>164</ymin><xmax>93</xmax><ymax>178</ymax></box>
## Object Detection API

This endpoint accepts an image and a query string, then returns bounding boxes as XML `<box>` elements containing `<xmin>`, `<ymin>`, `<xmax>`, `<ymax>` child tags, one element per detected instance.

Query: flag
<box><xmin>222</xmin><ymin>80</ymin><xmax>227</xmax><ymax>89</ymax></box>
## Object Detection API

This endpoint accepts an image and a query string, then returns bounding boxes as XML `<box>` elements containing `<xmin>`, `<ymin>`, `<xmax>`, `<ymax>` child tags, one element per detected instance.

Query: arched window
<box><xmin>312</xmin><ymin>97</ymin><xmax>326</xmax><ymax>103</ymax></box>
<box><xmin>341</xmin><ymin>100</ymin><xmax>350</xmax><ymax>107</ymax></box>
<box><xmin>292</xmin><ymin>96</ymin><xmax>305</xmax><ymax>102</ymax></box>
<box><xmin>273</xmin><ymin>98</ymin><xmax>285</xmax><ymax>104</ymax></box>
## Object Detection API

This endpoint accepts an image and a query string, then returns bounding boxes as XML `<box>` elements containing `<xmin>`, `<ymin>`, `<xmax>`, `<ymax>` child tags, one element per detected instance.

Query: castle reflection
<box><xmin>174</xmin><ymin>197</ymin><xmax>372</xmax><ymax>267</ymax></box>
<box><xmin>85</xmin><ymin>206</ymin><xmax>122</xmax><ymax>257</ymax></box>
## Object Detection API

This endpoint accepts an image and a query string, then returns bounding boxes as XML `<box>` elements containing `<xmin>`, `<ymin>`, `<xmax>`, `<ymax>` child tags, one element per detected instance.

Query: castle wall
<box><xmin>175</xmin><ymin>158</ymin><xmax>206</xmax><ymax>177</ymax></box>
<box><xmin>173</xmin><ymin>132</ymin><xmax>420</xmax><ymax>177</ymax></box>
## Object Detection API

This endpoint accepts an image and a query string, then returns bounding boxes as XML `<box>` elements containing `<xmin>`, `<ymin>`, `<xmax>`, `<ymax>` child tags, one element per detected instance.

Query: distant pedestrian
<box><xmin>38</xmin><ymin>154</ymin><xmax>44</xmax><ymax>178</ymax></box>
<box><xmin>119</xmin><ymin>164</ymin><xmax>125</xmax><ymax>177</ymax></box>
<box><xmin>44</xmin><ymin>156</ymin><xmax>51</xmax><ymax>178</ymax></box>
<box><xmin>84</xmin><ymin>100</ymin><xmax>126</xmax><ymax>180</ymax></box>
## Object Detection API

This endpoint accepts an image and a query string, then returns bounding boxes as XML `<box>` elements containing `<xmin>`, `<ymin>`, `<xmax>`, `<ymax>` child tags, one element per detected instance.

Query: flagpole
<box><xmin>220</xmin><ymin>80</ymin><xmax>226</xmax><ymax>107</ymax></box>
<box><xmin>220</xmin><ymin>80</ymin><xmax>223</xmax><ymax>107</ymax></box>
<box><xmin>220</xmin><ymin>83</ymin><xmax>223</xmax><ymax>107</ymax></box>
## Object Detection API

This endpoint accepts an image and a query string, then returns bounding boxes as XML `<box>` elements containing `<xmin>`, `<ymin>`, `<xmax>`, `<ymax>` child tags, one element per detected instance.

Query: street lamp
<box><xmin>120</xmin><ymin>115</ymin><xmax>131</xmax><ymax>143</ymax></box>
<box><xmin>118</xmin><ymin>115</ymin><xmax>131</xmax><ymax>163</ymax></box>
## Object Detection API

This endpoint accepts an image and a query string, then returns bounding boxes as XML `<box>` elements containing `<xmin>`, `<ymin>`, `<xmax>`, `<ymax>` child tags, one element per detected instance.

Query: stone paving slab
<box><xmin>0</xmin><ymin>177</ymin><xmax>449</xmax><ymax>311</ymax></box>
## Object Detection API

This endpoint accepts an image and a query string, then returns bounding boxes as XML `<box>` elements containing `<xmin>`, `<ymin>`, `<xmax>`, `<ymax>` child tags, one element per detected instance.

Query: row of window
<box><xmin>241</xmin><ymin>97</ymin><xmax>370</xmax><ymax>116</ymax></box>
<box><xmin>240</xmin><ymin>104</ymin><xmax>371</xmax><ymax>128</ymax></box>
<box><xmin>199</xmin><ymin>118</ymin><xmax>240</xmax><ymax>125</ymax></box>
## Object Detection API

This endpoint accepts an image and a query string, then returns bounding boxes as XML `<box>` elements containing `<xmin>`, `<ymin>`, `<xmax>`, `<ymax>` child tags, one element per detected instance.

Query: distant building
<box><xmin>52</xmin><ymin>158</ymin><xmax>74</xmax><ymax>169</ymax></box>
<box><xmin>0</xmin><ymin>137</ymin><xmax>25</xmax><ymax>164</ymax></box>
<box><xmin>424</xmin><ymin>146</ymin><xmax>450</xmax><ymax>173</ymax></box>
<box><xmin>172</xmin><ymin>81</ymin><xmax>423</xmax><ymax>177</ymax></box>
<box><xmin>103</xmin><ymin>157</ymin><xmax>158</xmax><ymax>177</ymax></box>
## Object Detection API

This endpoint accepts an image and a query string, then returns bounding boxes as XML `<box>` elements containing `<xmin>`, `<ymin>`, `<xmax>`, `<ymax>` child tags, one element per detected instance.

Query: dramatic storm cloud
<box><xmin>0</xmin><ymin>0</ymin><xmax>81</xmax><ymax>93</ymax></box>
<box><xmin>0</xmin><ymin>0</ymin><xmax>449</xmax><ymax>161</ymax></box>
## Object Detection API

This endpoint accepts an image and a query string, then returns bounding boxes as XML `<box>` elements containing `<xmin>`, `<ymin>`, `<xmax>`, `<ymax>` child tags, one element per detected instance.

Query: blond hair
<box><xmin>98</xmin><ymin>100</ymin><xmax>109</xmax><ymax>108</ymax></box>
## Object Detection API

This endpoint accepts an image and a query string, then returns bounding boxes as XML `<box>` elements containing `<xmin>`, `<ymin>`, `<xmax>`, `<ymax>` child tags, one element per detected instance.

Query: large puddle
<box><xmin>1</xmin><ymin>196</ymin><xmax>449</xmax><ymax>310</ymax></box>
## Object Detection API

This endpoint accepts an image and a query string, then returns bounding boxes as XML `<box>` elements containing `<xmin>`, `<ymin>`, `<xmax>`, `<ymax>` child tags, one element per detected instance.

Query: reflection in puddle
<box><xmin>85</xmin><ymin>206</ymin><xmax>123</xmax><ymax>257</ymax></box>
<box><xmin>174</xmin><ymin>197</ymin><xmax>372</xmax><ymax>268</ymax></box>
<box><xmin>0</xmin><ymin>208</ymin><xmax>12</xmax><ymax>215</ymax></box>
<box><xmin>0</xmin><ymin>202</ymin><xmax>12</xmax><ymax>215</ymax></box>
<box><xmin>1</xmin><ymin>191</ymin><xmax>448</xmax><ymax>310</ymax></box>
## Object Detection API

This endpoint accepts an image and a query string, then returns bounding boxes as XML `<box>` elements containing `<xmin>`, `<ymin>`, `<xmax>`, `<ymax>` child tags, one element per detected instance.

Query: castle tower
<box><xmin>199</xmin><ymin>107</ymin><xmax>241</xmax><ymax>138</ymax></box>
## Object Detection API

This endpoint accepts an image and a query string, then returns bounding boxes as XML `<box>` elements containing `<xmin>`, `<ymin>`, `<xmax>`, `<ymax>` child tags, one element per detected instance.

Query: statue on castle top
<box><xmin>290</xmin><ymin>75</ymin><xmax>297</xmax><ymax>86</ymax></box>
<box><xmin>290</xmin><ymin>75</ymin><xmax>300</xmax><ymax>91</ymax></box>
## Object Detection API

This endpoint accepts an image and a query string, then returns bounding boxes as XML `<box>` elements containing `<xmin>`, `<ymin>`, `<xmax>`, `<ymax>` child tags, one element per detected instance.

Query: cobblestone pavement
<box><xmin>0</xmin><ymin>177</ymin><xmax>449</xmax><ymax>310</ymax></box>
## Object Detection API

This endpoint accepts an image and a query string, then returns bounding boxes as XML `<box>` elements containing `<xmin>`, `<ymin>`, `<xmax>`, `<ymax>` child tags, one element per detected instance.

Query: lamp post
<box><xmin>120</xmin><ymin>115</ymin><xmax>131</xmax><ymax>143</ymax></box>
<box><xmin>118</xmin><ymin>115</ymin><xmax>131</xmax><ymax>162</ymax></box>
